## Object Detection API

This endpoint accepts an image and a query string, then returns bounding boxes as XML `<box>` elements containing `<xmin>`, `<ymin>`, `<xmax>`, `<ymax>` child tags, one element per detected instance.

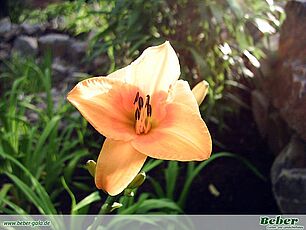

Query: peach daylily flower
<box><xmin>67</xmin><ymin>41</ymin><xmax>212</xmax><ymax>196</ymax></box>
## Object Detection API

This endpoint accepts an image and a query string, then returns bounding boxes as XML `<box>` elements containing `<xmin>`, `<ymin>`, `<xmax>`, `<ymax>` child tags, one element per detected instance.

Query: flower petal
<box><xmin>125</xmin><ymin>41</ymin><xmax>180</xmax><ymax>95</ymax></box>
<box><xmin>67</xmin><ymin>77</ymin><xmax>137</xmax><ymax>141</ymax></box>
<box><xmin>108</xmin><ymin>64</ymin><xmax>131</xmax><ymax>82</ymax></box>
<box><xmin>95</xmin><ymin>138</ymin><xmax>147</xmax><ymax>196</ymax></box>
<box><xmin>132</xmin><ymin>103</ymin><xmax>212</xmax><ymax>161</ymax></box>
<box><xmin>167</xmin><ymin>80</ymin><xmax>200</xmax><ymax>112</ymax></box>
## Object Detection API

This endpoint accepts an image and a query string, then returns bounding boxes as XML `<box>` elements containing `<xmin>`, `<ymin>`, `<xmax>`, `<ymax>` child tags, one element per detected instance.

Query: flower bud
<box><xmin>127</xmin><ymin>172</ymin><xmax>146</xmax><ymax>189</ymax></box>
<box><xmin>192</xmin><ymin>80</ymin><xmax>209</xmax><ymax>106</ymax></box>
<box><xmin>85</xmin><ymin>160</ymin><xmax>96</xmax><ymax>177</ymax></box>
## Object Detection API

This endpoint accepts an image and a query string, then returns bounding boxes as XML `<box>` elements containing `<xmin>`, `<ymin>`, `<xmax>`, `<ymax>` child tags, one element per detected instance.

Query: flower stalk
<box><xmin>99</xmin><ymin>195</ymin><xmax>121</xmax><ymax>214</ymax></box>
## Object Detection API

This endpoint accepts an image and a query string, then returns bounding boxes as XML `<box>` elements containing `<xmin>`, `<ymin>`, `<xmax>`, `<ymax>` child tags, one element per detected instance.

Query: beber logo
<box><xmin>260</xmin><ymin>216</ymin><xmax>304</xmax><ymax>230</ymax></box>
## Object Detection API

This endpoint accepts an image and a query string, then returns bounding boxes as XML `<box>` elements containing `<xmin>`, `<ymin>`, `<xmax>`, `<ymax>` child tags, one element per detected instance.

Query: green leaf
<box><xmin>73</xmin><ymin>191</ymin><xmax>100</xmax><ymax>213</ymax></box>
<box><xmin>64</xmin><ymin>149</ymin><xmax>89</xmax><ymax>181</ymax></box>
<box><xmin>0</xmin><ymin>151</ymin><xmax>57</xmax><ymax>214</ymax></box>
<box><xmin>165</xmin><ymin>161</ymin><xmax>179</xmax><ymax>199</ymax></box>
<box><xmin>226</xmin><ymin>0</ymin><xmax>243</xmax><ymax>18</ymax></box>
<box><xmin>148</xmin><ymin>176</ymin><xmax>165</xmax><ymax>198</ymax></box>
<box><xmin>32</xmin><ymin>115</ymin><xmax>60</xmax><ymax>164</ymax></box>
<box><xmin>0</xmin><ymin>197</ymin><xmax>27</xmax><ymax>214</ymax></box>
<box><xmin>0</xmin><ymin>184</ymin><xmax>13</xmax><ymax>207</ymax></box>
<box><xmin>5</xmin><ymin>173</ymin><xmax>46</xmax><ymax>214</ymax></box>
<box><xmin>61</xmin><ymin>177</ymin><xmax>77</xmax><ymax>214</ymax></box>
<box><xmin>142</xmin><ymin>159</ymin><xmax>163</xmax><ymax>172</ymax></box>
<box><xmin>137</xmin><ymin>198</ymin><xmax>183</xmax><ymax>214</ymax></box>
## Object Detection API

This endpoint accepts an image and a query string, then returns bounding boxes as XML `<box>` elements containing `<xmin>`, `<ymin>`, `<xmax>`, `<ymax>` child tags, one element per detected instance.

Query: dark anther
<box><xmin>133</xmin><ymin>92</ymin><xmax>139</xmax><ymax>104</ymax></box>
<box><xmin>147</xmin><ymin>104</ymin><xmax>152</xmax><ymax>117</ymax></box>
<box><xmin>146</xmin><ymin>95</ymin><xmax>150</xmax><ymax>105</ymax></box>
<box><xmin>135</xmin><ymin>108</ymin><xmax>140</xmax><ymax>120</ymax></box>
<box><xmin>138</xmin><ymin>96</ymin><xmax>144</xmax><ymax>109</ymax></box>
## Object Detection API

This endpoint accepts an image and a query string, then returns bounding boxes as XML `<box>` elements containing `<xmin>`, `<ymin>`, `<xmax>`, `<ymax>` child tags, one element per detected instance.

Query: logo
<box><xmin>260</xmin><ymin>216</ymin><xmax>304</xmax><ymax>230</ymax></box>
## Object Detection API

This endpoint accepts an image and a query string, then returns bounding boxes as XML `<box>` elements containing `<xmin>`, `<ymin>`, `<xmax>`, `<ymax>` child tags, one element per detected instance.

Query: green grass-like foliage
<box><xmin>19</xmin><ymin>0</ymin><xmax>284</xmax><ymax>129</ymax></box>
<box><xmin>0</xmin><ymin>54</ymin><xmax>98</xmax><ymax>214</ymax></box>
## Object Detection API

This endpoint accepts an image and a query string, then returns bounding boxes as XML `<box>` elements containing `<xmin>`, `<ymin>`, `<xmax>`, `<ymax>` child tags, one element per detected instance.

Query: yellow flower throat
<box><xmin>134</xmin><ymin>92</ymin><xmax>152</xmax><ymax>135</ymax></box>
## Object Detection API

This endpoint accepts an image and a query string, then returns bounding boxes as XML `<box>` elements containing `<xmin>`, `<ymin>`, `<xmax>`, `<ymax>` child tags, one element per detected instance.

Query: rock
<box><xmin>279</xmin><ymin>0</ymin><xmax>306</xmax><ymax>61</ymax></box>
<box><xmin>252</xmin><ymin>0</ymin><xmax>306</xmax><ymax>214</ymax></box>
<box><xmin>0</xmin><ymin>50</ymin><xmax>9</xmax><ymax>60</ymax></box>
<box><xmin>0</xmin><ymin>17</ymin><xmax>11</xmax><ymax>36</ymax></box>
<box><xmin>6</xmin><ymin>24</ymin><xmax>21</xmax><ymax>41</ymax></box>
<box><xmin>271</xmin><ymin>136</ymin><xmax>306</xmax><ymax>213</ymax></box>
<box><xmin>24</xmin><ymin>0</ymin><xmax>63</xmax><ymax>9</ymax></box>
<box><xmin>251</xmin><ymin>90</ymin><xmax>291</xmax><ymax>154</ymax></box>
<box><xmin>0</xmin><ymin>42</ymin><xmax>11</xmax><ymax>50</ymax></box>
<box><xmin>271</xmin><ymin>136</ymin><xmax>306</xmax><ymax>180</ymax></box>
<box><xmin>65</xmin><ymin>72</ymin><xmax>90</xmax><ymax>88</ymax></box>
<box><xmin>38</xmin><ymin>33</ymin><xmax>70</xmax><ymax>58</ymax></box>
<box><xmin>21</xmin><ymin>23</ymin><xmax>43</xmax><ymax>35</ymax></box>
<box><xmin>0</xmin><ymin>42</ymin><xmax>11</xmax><ymax>60</ymax></box>
<box><xmin>274</xmin><ymin>169</ymin><xmax>306</xmax><ymax>213</ymax></box>
<box><xmin>262</xmin><ymin>0</ymin><xmax>306</xmax><ymax>141</ymax></box>
<box><xmin>266</xmin><ymin>112</ymin><xmax>291</xmax><ymax>154</ymax></box>
<box><xmin>49</xmin><ymin>17</ymin><xmax>67</xmax><ymax>31</ymax></box>
<box><xmin>52</xmin><ymin>62</ymin><xmax>69</xmax><ymax>81</ymax></box>
<box><xmin>251</xmin><ymin>90</ymin><xmax>269</xmax><ymax>138</ymax></box>
<box><xmin>66</xmin><ymin>40</ymin><xmax>87</xmax><ymax>64</ymax></box>
<box><xmin>90</xmin><ymin>55</ymin><xmax>109</xmax><ymax>75</ymax></box>
<box><xmin>13</xmin><ymin>36</ymin><xmax>38</xmax><ymax>56</ymax></box>
<box><xmin>0</xmin><ymin>18</ymin><xmax>20</xmax><ymax>41</ymax></box>
<box><xmin>51</xmin><ymin>58</ymin><xmax>76</xmax><ymax>85</ymax></box>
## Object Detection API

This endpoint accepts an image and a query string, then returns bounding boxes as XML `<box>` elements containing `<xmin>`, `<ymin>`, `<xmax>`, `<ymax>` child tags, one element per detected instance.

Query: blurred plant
<box><xmin>18</xmin><ymin>0</ymin><xmax>285</xmax><ymax>127</ymax></box>
<box><xmin>85</xmin><ymin>0</ymin><xmax>284</xmax><ymax>135</ymax></box>
<box><xmin>19</xmin><ymin>1</ymin><xmax>112</xmax><ymax>35</ymax></box>
<box><xmin>0</xmin><ymin>54</ymin><xmax>97</xmax><ymax>214</ymax></box>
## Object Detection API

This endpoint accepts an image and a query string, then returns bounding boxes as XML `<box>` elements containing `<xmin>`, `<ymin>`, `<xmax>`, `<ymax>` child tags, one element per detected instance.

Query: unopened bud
<box><xmin>127</xmin><ymin>172</ymin><xmax>146</xmax><ymax>189</ymax></box>
<box><xmin>85</xmin><ymin>160</ymin><xmax>96</xmax><ymax>177</ymax></box>
<box><xmin>192</xmin><ymin>80</ymin><xmax>209</xmax><ymax>106</ymax></box>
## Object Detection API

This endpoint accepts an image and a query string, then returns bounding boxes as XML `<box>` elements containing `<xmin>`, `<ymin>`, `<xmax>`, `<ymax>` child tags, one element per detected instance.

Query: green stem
<box><xmin>89</xmin><ymin>195</ymin><xmax>120</xmax><ymax>229</ymax></box>
<box><xmin>99</xmin><ymin>195</ymin><xmax>119</xmax><ymax>214</ymax></box>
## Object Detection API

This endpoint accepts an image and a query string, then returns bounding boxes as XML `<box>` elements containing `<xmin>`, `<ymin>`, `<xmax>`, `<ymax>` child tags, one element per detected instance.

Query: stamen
<box><xmin>146</xmin><ymin>104</ymin><xmax>152</xmax><ymax>117</ymax></box>
<box><xmin>133</xmin><ymin>93</ymin><xmax>152</xmax><ymax>135</ymax></box>
<box><xmin>146</xmin><ymin>95</ymin><xmax>150</xmax><ymax>105</ymax></box>
<box><xmin>144</xmin><ymin>118</ymin><xmax>151</xmax><ymax>134</ymax></box>
<box><xmin>133</xmin><ymin>92</ymin><xmax>139</xmax><ymax>104</ymax></box>
<box><xmin>138</xmin><ymin>96</ymin><xmax>144</xmax><ymax>109</ymax></box>
<box><xmin>135</xmin><ymin>108</ymin><xmax>140</xmax><ymax>120</ymax></box>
